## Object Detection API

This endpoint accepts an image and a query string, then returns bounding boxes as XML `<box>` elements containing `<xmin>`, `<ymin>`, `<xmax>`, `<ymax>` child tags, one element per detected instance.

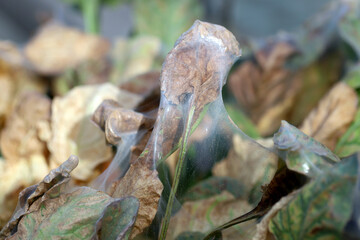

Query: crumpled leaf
<box><xmin>274</xmin><ymin>120</ymin><xmax>340</xmax><ymax>178</ymax></box>
<box><xmin>48</xmin><ymin>83</ymin><xmax>142</xmax><ymax>181</ymax></box>
<box><xmin>168</xmin><ymin>191</ymin><xmax>253</xmax><ymax>240</ymax></box>
<box><xmin>0</xmin><ymin>155</ymin><xmax>79</xmax><ymax>238</ymax></box>
<box><xmin>0</xmin><ymin>92</ymin><xmax>51</xmax><ymax>163</ymax></box>
<box><xmin>269</xmin><ymin>155</ymin><xmax>358</xmax><ymax>239</ymax></box>
<box><xmin>336</xmin><ymin>110</ymin><xmax>360</xmax><ymax>157</ymax></box>
<box><xmin>161</xmin><ymin>20</ymin><xmax>240</xmax><ymax>109</ymax></box>
<box><xmin>213</xmin><ymin>134</ymin><xmax>278</xmax><ymax>200</ymax></box>
<box><xmin>25</xmin><ymin>22</ymin><xmax>109</xmax><ymax>75</ymax></box>
<box><xmin>94</xmin><ymin>196</ymin><xmax>139</xmax><ymax>240</ymax></box>
<box><xmin>92</xmin><ymin>99</ymin><xmax>154</xmax><ymax>145</ymax></box>
<box><xmin>111</xmin><ymin>36</ymin><xmax>161</xmax><ymax>85</ymax></box>
<box><xmin>111</xmin><ymin>160</ymin><xmax>163</xmax><ymax>238</ymax></box>
<box><xmin>299</xmin><ymin>82</ymin><xmax>358</xmax><ymax>151</ymax></box>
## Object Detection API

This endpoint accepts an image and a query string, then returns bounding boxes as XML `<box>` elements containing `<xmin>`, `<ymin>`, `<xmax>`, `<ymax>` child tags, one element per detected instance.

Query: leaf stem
<box><xmin>158</xmin><ymin>105</ymin><xmax>196</xmax><ymax>240</ymax></box>
<box><xmin>81</xmin><ymin>0</ymin><xmax>100</xmax><ymax>34</ymax></box>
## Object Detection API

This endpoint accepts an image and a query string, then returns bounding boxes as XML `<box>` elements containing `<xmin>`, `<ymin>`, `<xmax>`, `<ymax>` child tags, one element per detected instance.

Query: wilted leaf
<box><xmin>168</xmin><ymin>191</ymin><xmax>253</xmax><ymax>240</ymax></box>
<box><xmin>300</xmin><ymin>82</ymin><xmax>358</xmax><ymax>150</ymax></box>
<box><xmin>269</xmin><ymin>155</ymin><xmax>358</xmax><ymax>239</ymax></box>
<box><xmin>0</xmin><ymin>155</ymin><xmax>79</xmax><ymax>238</ymax></box>
<box><xmin>48</xmin><ymin>83</ymin><xmax>141</xmax><ymax>181</ymax></box>
<box><xmin>336</xmin><ymin>110</ymin><xmax>360</xmax><ymax>157</ymax></box>
<box><xmin>274</xmin><ymin>121</ymin><xmax>340</xmax><ymax>178</ymax></box>
<box><xmin>25</xmin><ymin>22</ymin><xmax>109</xmax><ymax>75</ymax></box>
<box><xmin>94</xmin><ymin>196</ymin><xmax>139</xmax><ymax>240</ymax></box>
<box><xmin>111</xmin><ymin>160</ymin><xmax>163</xmax><ymax>238</ymax></box>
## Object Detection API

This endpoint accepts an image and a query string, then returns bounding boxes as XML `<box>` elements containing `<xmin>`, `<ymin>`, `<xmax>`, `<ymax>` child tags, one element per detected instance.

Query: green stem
<box><xmin>81</xmin><ymin>0</ymin><xmax>100</xmax><ymax>34</ymax></box>
<box><xmin>159</xmin><ymin>106</ymin><xmax>196</xmax><ymax>240</ymax></box>
<box><xmin>156</xmin><ymin>104</ymin><xmax>210</xmax><ymax>168</ymax></box>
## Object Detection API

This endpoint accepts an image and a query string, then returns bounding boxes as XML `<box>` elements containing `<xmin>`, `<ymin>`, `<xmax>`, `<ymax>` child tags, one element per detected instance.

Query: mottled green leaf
<box><xmin>9</xmin><ymin>187</ymin><xmax>115</xmax><ymax>240</ymax></box>
<box><xmin>336</xmin><ymin>110</ymin><xmax>360</xmax><ymax>157</ymax></box>
<box><xmin>94</xmin><ymin>196</ymin><xmax>139</xmax><ymax>240</ymax></box>
<box><xmin>181</xmin><ymin>176</ymin><xmax>244</xmax><ymax>202</ymax></box>
<box><xmin>269</xmin><ymin>155</ymin><xmax>358</xmax><ymax>239</ymax></box>
<box><xmin>274</xmin><ymin>121</ymin><xmax>340</xmax><ymax>178</ymax></box>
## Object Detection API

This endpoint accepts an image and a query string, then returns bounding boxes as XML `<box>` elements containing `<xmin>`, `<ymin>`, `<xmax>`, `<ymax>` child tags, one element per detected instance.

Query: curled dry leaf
<box><xmin>161</xmin><ymin>20</ymin><xmax>240</xmax><ymax>109</ymax></box>
<box><xmin>228</xmin><ymin>41</ymin><xmax>300</xmax><ymax>136</ymax></box>
<box><xmin>49</xmin><ymin>83</ymin><xmax>142</xmax><ymax>181</ymax></box>
<box><xmin>0</xmin><ymin>155</ymin><xmax>79</xmax><ymax>238</ymax></box>
<box><xmin>92</xmin><ymin>99</ymin><xmax>155</xmax><ymax>145</ymax></box>
<box><xmin>25</xmin><ymin>22</ymin><xmax>109</xmax><ymax>75</ymax></box>
<box><xmin>300</xmin><ymin>82</ymin><xmax>358</xmax><ymax>151</ymax></box>
<box><xmin>168</xmin><ymin>191</ymin><xmax>253</xmax><ymax>240</ymax></box>
<box><xmin>111</xmin><ymin>160</ymin><xmax>163</xmax><ymax>238</ymax></box>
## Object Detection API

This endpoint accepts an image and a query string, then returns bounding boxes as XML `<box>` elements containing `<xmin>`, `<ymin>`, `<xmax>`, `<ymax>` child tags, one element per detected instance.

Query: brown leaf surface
<box><xmin>92</xmin><ymin>99</ymin><xmax>155</xmax><ymax>145</ymax></box>
<box><xmin>168</xmin><ymin>191</ymin><xmax>253</xmax><ymax>240</ymax></box>
<box><xmin>48</xmin><ymin>83</ymin><xmax>142</xmax><ymax>181</ymax></box>
<box><xmin>228</xmin><ymin>41</ymin><xmax>300</xmax><ymax>136</ymax></box>
<box><xmin>111</xmin><ymin>160</ymin><xmax>163</xmax><ymax>238</ymax></box>
<box><xmin>0</xmin><ymin>92</ymin><xmax>51</xmax><ymax>163</ymax></box>
<box><xmin>300</xmin><ymin>82</ymin><xmax>358</xmax><ymax>150</ymax></box>
<box><xmin>25</xmin><ymin>22</ymin><xmax>109</xmax><ymax>75</ymax></box>
<box><xmin>0</xmin><ymin>155</ymin><xmax>78</xmax><ymax>238</ymax></box>
<box><xmin>161</xmin><ymin>20</ymin><xmax>240</xmax><ymax>109</ymax></box>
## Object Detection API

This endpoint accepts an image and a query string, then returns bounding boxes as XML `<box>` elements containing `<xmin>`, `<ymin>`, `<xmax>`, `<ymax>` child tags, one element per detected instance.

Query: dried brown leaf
<box><xmin>0</xmin><ymin>92</ymin><xmax>51</xmax><ymax>163</ymax></box>
<box><xmin>48</xmin><ymin>83</ymin><xmax>141</xmax><ymax>181</ymax></box>
<box><xmin>300</xmin><ymin>82</ymin><xmax>358</xmax><ymax>150</ymax></box>
<box><xmin>25</xmin><ymin>22</ymin><xmax>109</xmax><ymax>75</ymax></box>
<box><xmin>228</xmin><ymin>41</ymin><xmax>300</xmax><ymax>135</ymax></box>
<box><xmin>111</xmin><ymin>160</ymin><xmax>163</xmax><ymax>238</ymax></box>
<box><xmin>92</xmin><ymin>99</ymin><xmax>154</xmax><ymax>145</ymax></box>
<box><xmin>161</xmin><ymin>20</ymin><xmax>240</xmax><ymax>109</ymax></box>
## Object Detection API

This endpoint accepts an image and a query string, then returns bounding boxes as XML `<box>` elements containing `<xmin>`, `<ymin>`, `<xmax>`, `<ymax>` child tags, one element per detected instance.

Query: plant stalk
<box><xmin>158</xmin><ymin>105</ymin><xmax>196</xmax><ymax>240</ymax></box>
<box><xmin>81</xmin><ymin>0</ymin><xmax>100</xmax><ymax>34</ymax></box>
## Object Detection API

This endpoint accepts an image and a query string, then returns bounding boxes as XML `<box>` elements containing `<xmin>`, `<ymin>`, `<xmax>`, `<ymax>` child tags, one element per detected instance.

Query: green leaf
<box><xmin>224</xmin><ymin>104</ymin><xmax>260</xmax><ymax>138</ymax></box>
<box><xmin>343</xmin><ymin>64</ymin><xmax>360</xmax><ymax>90</ymax></box>
<box><xmin>181</xmin><ymin>176</ymin><xmax>244</xmax><ymax>202</ymax></box>
<box><xmin>94</xmin><ymin>196</ymin><xmax>139</xmax><ymax>240</ymax></box>
<box><xmin>273</xmin><ymin>121</ymin><xmax>340</xmax><ymax>178</ymax></box>
<box><xmin>269</xmin><ymin>155</ymin><xmax>358</xmax><ymax>239</ymax></box>
<box><xmin>10</xmin><ymin>187</ymin><xmax>136</xmax><ymax>240</ymax></box>
<box><xmin>336</xmin><ymin>110</ymin><xmax>360</xmax><ymax>157</ymax></box>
